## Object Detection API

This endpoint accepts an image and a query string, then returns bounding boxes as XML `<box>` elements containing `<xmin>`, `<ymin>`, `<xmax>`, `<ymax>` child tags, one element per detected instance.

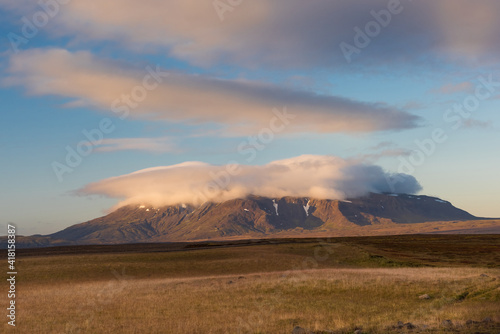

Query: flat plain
<box><xmin>3</xmin><ymin>235</ymin><xmax>500</xmax><ymax>333</ymax></box>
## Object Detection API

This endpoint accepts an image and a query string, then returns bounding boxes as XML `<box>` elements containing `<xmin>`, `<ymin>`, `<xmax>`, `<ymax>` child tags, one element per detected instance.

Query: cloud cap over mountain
<box><xmin>79</xmin><ymin>155</ymin><xmax>422</xmax><ymax>208</ymax></box>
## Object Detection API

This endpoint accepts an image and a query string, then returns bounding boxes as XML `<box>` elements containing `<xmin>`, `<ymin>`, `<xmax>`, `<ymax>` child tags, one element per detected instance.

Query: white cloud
<box><xmin>79</xmin><ymin>155</ymin><xmax>422</xmax><ymax>209</ymax></box>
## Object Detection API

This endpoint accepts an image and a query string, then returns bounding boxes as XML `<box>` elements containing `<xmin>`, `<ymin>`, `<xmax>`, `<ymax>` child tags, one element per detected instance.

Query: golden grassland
<box><xmin>15</xmin><ymin>267</ymin><xmax>500</xmax><ymax>334</ymax></box>
<box><xmin>3</xmin><ymin>235</ymin><xmax>500</xmax><ymax>333</ymax></box>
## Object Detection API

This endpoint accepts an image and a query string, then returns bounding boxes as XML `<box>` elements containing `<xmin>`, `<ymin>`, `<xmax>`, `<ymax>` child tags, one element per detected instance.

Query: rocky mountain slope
<box><xmin>6</xmin><ymin>192</ymin><xmax>490</xmax><ymax>248</ymax></box>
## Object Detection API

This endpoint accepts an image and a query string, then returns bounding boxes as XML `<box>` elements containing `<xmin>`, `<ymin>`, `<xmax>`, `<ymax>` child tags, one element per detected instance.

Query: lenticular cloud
<box><xmin>79</xmin><ymin>155</ymin><xmax>422</xmax><ymax>208</ymax></box>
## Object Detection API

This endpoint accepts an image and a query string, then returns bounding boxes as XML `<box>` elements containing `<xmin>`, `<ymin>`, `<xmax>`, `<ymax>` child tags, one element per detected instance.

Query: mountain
<box><xmin>6</xmin><ymin>192</ymin><xmax>498</xmax><ymax>248</ymax></box>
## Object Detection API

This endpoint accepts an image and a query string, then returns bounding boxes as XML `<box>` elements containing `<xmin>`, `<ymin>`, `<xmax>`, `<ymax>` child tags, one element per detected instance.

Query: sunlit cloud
<box><xmin>4</xmin><ymin>48</ymin><xmax>421</xmax><ymax>135</ymax></box>
<box><xmin>4</xmin><ymin>0</ymin><xmax>500</xmax><ymax>67</ymax></box>
<box><xmin>79</xmin><ymin>155</ymin><xmax>422</xmax><ymax>209</ymax></box>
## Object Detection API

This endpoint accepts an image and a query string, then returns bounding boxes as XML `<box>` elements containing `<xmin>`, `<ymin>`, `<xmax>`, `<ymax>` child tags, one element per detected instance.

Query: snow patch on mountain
<box><xmin>272</xmin><ymin>199</ymin><xmax>279</xmax><ymax>216</ymax></box>
<box><xmin>303</xmin><ymin>200</ymin><xmax>311</xmax><ymax>216</ymax></box>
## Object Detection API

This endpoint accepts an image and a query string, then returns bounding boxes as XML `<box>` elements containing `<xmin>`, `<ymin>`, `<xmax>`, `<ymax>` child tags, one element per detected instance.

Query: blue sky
<box><xmin>1</xmin><ymin>0</ymin><xmax>499</xmax><ymax>235</ymax></box>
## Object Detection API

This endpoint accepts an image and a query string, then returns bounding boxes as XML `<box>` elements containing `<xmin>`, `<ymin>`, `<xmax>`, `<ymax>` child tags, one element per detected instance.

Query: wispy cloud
<box><xmin>368</xmin><ymin>141</ymin><xmax>396</xmax><ymax>151</ymax></box>
<box><xmin>95</xmin><ymin>137</ymin><xmax>177</xmax><ymax>153</ymax></box>
<box><xmin>462</xmin><ymin>118</ymin><xmax>494</xmax><ymax>130</ymax></box>
<box><xmin>356</xmin><ymin>141</ymin><xmax>411</xmax><ymax>163</ymax></box>
<box><xmin>432</xmin><ymin>81</ymin><xmax>474</xmax><ymax>95</ymax></box>
<box><xmin>4</xmin><ymin>48</ymin><xmax>421</xmax><ymax>135</ymax></box>
<box><xmin>358</xmin><ymin>148</ymin><xmax>412</xmax><ymax>163</ymax></box>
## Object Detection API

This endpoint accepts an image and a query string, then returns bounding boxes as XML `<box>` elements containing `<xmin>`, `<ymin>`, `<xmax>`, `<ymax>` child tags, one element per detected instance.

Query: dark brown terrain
<box><xmin>3</xmin><ymin>193</ymin><xmax>499</xmax><ymax>248</ymax></box>
<box><xmin>4</xmin><ymin>234</ymin><xmax>500</xmax><ymax>333</ymax></box>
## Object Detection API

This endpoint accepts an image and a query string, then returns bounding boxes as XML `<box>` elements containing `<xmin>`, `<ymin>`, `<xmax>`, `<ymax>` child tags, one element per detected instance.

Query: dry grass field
<box><xmin>3</xmin><ymin>235</ymin><xmax>500</xmax><ymax>333</ymax></box>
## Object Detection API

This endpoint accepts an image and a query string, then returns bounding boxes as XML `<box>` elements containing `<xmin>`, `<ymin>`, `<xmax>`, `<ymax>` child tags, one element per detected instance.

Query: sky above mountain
<box><xmin>1</xmin><ymin>0</ymin><xmax>499</xmax><ymax>235</ymax></box>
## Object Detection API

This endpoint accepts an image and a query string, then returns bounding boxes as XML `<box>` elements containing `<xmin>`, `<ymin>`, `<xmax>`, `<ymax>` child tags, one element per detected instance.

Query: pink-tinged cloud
<box><xmin>462</xmin><ymin>119</ymin><xmax>493</xmax><ymax>130</ymax></box>
<box><xmin>3</xmin><ymin>0</ymin><xmax>500</xmax><ymax>67</ymax></box>
<box><xmin>79</xmin><ymin>155</ymin><xmax>422</xmax><ymax>209</ymax></box>
<box><xmin>95</xmin><ymin>137</ymin><xmax>177</xmax><ymax>153</ymax></box>
<box><xmin>433</xmin><ymin>82</ymin><xmax>474</xmax><ymax>95</ymax></box>
<box><xmin>4</xmin><ymin>48</ymin><xmax>421</xmax><ymax>135</ymax></box>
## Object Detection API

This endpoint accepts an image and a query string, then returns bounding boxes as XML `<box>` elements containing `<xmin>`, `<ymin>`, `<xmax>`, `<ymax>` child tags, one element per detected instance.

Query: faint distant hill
<box><xmin>3</xmin><ymin>193</ymin><xmax>499</xmax><ymax>248</ymax></box>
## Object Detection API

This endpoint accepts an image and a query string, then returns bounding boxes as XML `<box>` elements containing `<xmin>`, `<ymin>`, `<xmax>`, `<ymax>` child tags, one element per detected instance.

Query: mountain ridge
<box><xmin>4</xmin><ymin>192</ymin><xmax>498</xmax><ymax>248</ymax></box>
